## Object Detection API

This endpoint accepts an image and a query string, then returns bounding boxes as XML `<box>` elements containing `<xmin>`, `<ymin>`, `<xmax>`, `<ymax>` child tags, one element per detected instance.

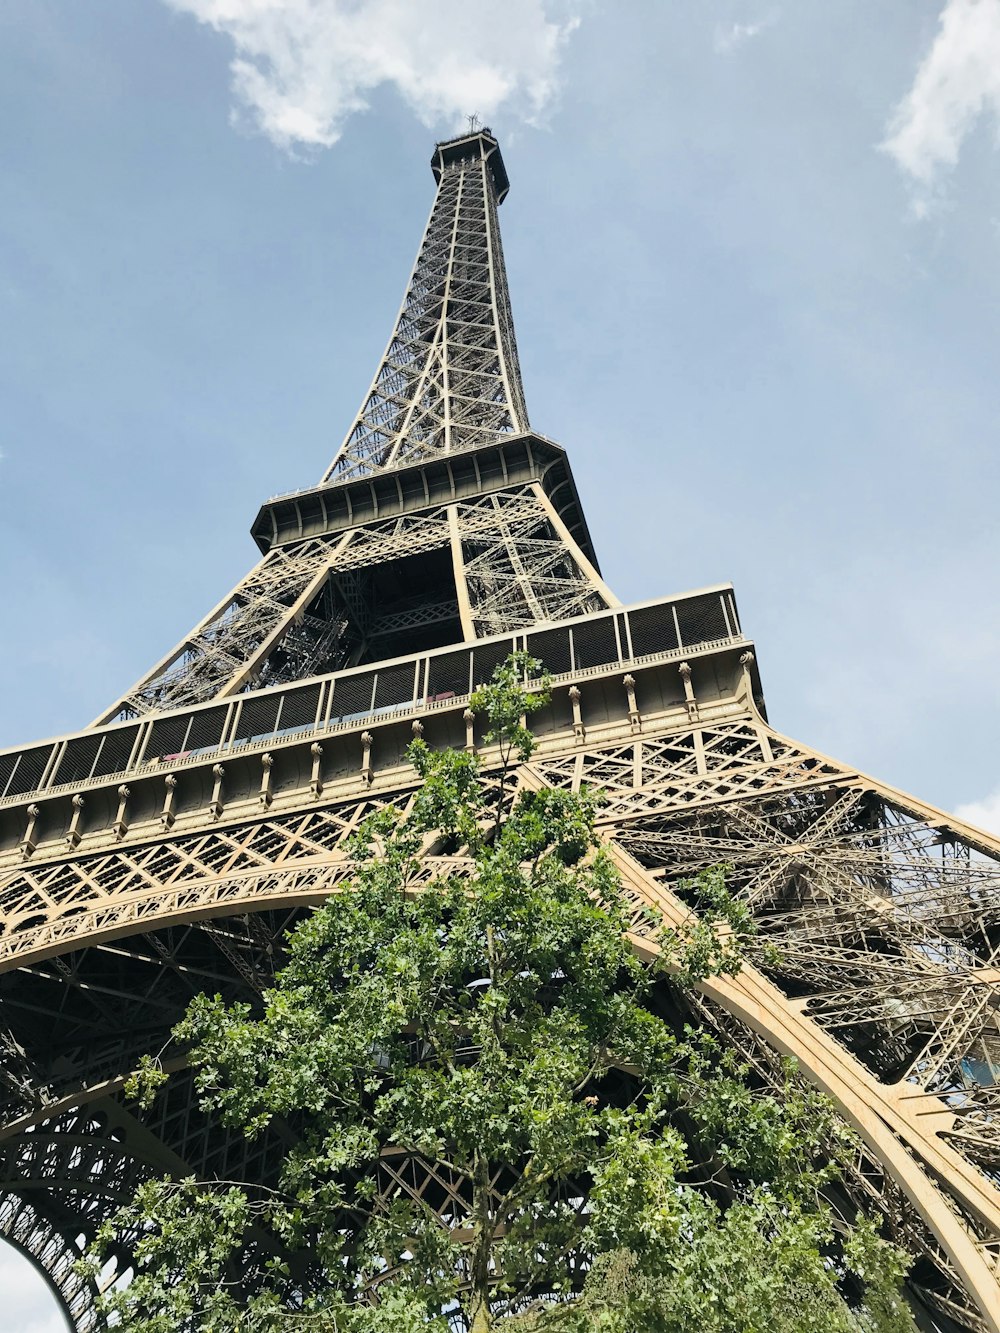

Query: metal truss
<box><xmin>5</xmin><ymin>126</ymin><xmax>999</xmax><ymax>1332</ymax></box>
<box><xmin>525</xmin><ymin>715</ymin><xmax>1000</xmax><ymax>1332</ymax></box>
<box><xmin>95</xmin><ymin>538</ymin><xmax>344</xmax><ymax>724</ymax></box>
<box><xmin>0</xmin><ymin>1190</ymin><xmax>103</xmax><ymax>1331</ymax></box>
<box><xmin>323</xmin><ymin>130</ymin><xmax>527</xmax><ymax>482</ymax></box>
<box><xmin>455</xmin><ymin>487</ymin><xmax>611</xmax><ymax>635</ymax></box>
<box><xmin>97</xmin><ymin>486</ymin><xmax>611</xmax><ymax>725</ymax></box>
<box><xmin>4</xmin><ymin>686</ymin><xmax>1000</xmax><ymax>1328</ymax></box>
<box><xmin>92</xmin><ymin>129</ymin><xmax>609</xmax><ymax>728</ymax></box>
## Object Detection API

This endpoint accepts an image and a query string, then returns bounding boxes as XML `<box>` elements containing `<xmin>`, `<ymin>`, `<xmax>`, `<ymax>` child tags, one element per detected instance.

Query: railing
<box><xmin>0</xmin><ymin>587</ymin><xmax>743</xmax><ymax>807</ymax></box>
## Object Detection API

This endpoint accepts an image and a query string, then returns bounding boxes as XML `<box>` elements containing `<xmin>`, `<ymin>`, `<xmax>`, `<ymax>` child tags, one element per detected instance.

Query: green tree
<box><xmin>88</xmin><ymin>655</ymin><xmax>915</xmax><ymax>1333</ymax></box>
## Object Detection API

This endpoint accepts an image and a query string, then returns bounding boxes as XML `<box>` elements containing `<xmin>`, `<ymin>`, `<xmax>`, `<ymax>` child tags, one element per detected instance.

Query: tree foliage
<box><xmin>88</xmin><ymin>655</ymin><xmax>915</xmax><ymax>1333</ymax></box>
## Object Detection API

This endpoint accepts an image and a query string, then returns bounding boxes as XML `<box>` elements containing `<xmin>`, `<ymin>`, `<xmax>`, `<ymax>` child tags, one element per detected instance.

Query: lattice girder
<box><xmin>5</xmin><ymin>123</ymin><xmax>998</xmax><ymax>1332</ymax></box>
<box><xmin>324</xmin><ymin>131</ymin><xmax>527</xmax><ymax>482</ymax></box>
<box><xmin>4</xmin><ymin>690</ymin><xmax>1000</xmax><ymax>1327</ymax></box>
<box><xmin>0</xmin><ymin>1190</ymin><xmax>104</xmax><ymax>1332</ymax></box>
<box><xmin>602</xmin><ymin>839</ymin><xmax>1000</xmax><ymax>1332</ymax></box>
<box><xmin>96</xmin><ymin>480</ymin><xmax>613</xmax><ymax>725</ymax></box>
<box><xmin>525</xmin><ymin>721</ymin><xmax>1000</xmax><ymax>1328</ymax></box>
<box><xmin>92</xmin><ymin>129</ymin><xmax>609</xmax><ymax>725</ymax></box>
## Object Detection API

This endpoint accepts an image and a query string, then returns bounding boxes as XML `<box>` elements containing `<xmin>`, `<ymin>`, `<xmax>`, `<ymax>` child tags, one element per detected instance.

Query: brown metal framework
<box><xmin>1</xmin><ymin>130</ymin><xmax>998</xmax><ymax>1331</ymax></box>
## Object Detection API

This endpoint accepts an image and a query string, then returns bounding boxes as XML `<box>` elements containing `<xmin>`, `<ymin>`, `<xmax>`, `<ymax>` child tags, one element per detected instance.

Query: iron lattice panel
<box><xmin>324</xmin><ymin>134</ymin><xmax>528</xmax><ymax>482</ymax></box>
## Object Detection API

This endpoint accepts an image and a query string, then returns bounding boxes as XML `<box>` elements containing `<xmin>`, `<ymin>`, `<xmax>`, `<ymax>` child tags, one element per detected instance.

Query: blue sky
<box><xmin>3</xmin><ymin>0</ymin><xmax>1000</xmax><ymax>1320</ymax></box>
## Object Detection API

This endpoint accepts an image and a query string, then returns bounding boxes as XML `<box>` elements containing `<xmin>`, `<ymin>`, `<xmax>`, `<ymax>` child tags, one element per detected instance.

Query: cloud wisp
<box><xmin>163</xmin><ymin>0</ymin><xmax>581</xmax><ymax>154</ymax></box>
<box><xmin>712</xmin><ymin>12</ymin><xmax>777</xmax><ymax>56</ymax></box>
<box><xmin>882</xmin><ymin>0</ymin><xmax>1000</xmax><ymax>211</ymax></box>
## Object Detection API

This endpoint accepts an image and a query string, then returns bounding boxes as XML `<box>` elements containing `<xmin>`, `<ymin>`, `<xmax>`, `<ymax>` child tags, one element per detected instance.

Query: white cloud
<box><xmin>882</xmin><ymin>0</ymin><xmax>1000</xmax><ymax>207</ymax></box>
<box><xmin>956</xmin><ymin>787</ymin><xmax>1000</xmax><ymax>836</ymax></box>
<box><xmin>163</xmin><ymin>0</ymin><xmax>581</xmax><ymax>153</ymax></box>
<box><xmin>713</xmin><ymin>14</ymin><xmax>775</xmax><ymax>55</ymax></box>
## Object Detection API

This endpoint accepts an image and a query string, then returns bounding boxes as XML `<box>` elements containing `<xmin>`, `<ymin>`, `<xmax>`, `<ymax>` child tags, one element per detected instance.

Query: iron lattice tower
<box><xmin>1</xmin><ymin>131</ymin><xmax>999</xmax><ymax>1332</ymax></box>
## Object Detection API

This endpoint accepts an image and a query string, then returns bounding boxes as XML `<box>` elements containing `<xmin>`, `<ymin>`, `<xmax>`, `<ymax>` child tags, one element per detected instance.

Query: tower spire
<box><xmin>324</xmin><ymin>129</ymin><xmax>528</xmax><ymax>482</ymax></box>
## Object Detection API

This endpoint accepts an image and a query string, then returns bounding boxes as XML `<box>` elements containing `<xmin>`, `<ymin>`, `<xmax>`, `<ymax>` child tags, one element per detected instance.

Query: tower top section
<box><xmin>431</xmin><ymin>128</ymin><xmax>510</xmax><ymax>203</ymax></box>
<box><xmin>322</xmin><ymin>128</ymin><xmax>527</xmax><ymax>482</ymax></box>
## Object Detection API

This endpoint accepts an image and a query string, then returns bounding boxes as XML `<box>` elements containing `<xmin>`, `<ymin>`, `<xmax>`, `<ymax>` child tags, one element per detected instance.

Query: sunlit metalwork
<box><xmin>2</xmin><ymin>130</ymin><xmax>999</xmax><ymax>1331</ymax></box>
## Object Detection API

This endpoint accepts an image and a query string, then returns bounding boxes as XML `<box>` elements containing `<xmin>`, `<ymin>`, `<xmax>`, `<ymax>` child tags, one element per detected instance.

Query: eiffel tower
<box><xmin>1</xmin><ymin>129</ymin><xmax>999</xmax><ymax>1333</ymax></box>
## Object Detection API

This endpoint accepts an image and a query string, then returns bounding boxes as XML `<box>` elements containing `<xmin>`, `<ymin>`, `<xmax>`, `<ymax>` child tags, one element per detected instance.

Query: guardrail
<box><xmin>0</xmin><ymin>587</ymin><xmax>742</xmax><ymax>806</ymax></box>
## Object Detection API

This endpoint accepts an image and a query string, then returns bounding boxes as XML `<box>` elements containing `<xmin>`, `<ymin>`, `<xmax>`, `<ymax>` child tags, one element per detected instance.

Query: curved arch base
<box><xmin>0</xmin><ymin>1193</ymin><xmax>99</xmax><ymax>1333</ymax></box>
